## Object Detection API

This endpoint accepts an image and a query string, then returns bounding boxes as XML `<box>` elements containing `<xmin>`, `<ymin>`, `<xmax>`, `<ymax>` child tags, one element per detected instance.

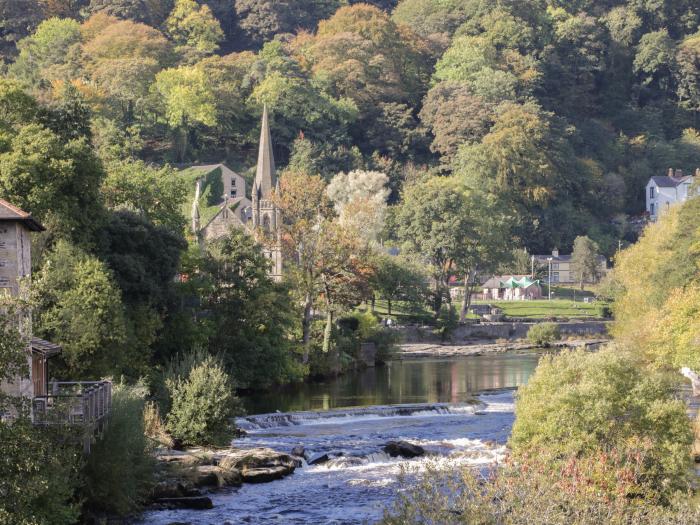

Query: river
<box><xmin>143</xmin><ymin>353</ymin><xmax>540</xmax><ymax>525</ymax></box>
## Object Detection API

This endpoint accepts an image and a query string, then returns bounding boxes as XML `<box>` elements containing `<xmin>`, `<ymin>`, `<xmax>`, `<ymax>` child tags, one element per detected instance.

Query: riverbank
<box><xmin>397</xmin><ymin>338</ymin><xmax>608</xmax><ymax>359</ymax></box>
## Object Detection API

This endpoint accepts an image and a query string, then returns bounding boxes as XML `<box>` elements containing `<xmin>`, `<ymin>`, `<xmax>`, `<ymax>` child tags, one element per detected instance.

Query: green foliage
<box><xmin>526</xmin><ymin>322</ymin><xmax>561</xmax><ymax>346</ymax></box>
<box><xmin>101</xmin><ymin>160</ymin><xmax>187</xmax><ymax>233</ymax></box>
<box><xmin>33</xmin><ymin>240</ymin><xmax>130</xmax><ymax>379</ymax></box>
<box><xmin>166</xmin><ymin>0</ymin><xmax>224</xmax><ymax>56</ymax></box>
<box><xmin>570</xmin><ymin>235</ymin><xmax>602</xmax><ymax>286</ymax></box>
<box><xmin>10</xmin><ymin>17</ymin><xmax>83</xmax><ymax>87</ymax></box>
<box><xmin>166</xmin><ymin>354</ymin><xmax>241</xmax><ymax>445</ymax></box>
<box><xmin>206</xmin><ymin>229</ymin><xmax>303</xmax><ymax>388</ymax></box>
<box><xmin>82</xmin><ymin>383</ymin><xmax>154</xmax><ymax>517</ymax></box>
<box><xmin>383</xmin><ymin>445</ymin><xmax>700</xmax><ymax>524</ymax></box>
<box><xmin>511</xmin><ymin>348</ymin><xmax>693</xmax><ymax>500</ymax></box>
<box><xmin>0</xmin><ymin>412</ymin><xmax>82</xmax><ymax>525</ymax></box>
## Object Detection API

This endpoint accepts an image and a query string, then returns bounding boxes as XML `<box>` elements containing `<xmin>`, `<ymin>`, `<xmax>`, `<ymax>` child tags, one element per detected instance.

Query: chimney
<box><xmin>668</xmin><ymin>168</ymin><xmax>674</xmax><ymax>178</ymax></box>
<box><xmin>552</xmin><ymin>248</ymin><xmax>559</xmax><ymax>257</ymax></box>
<box><xmin>695</xmin><ymin>168</ymin><xmax>699</xmax><ymax>178</ymax></box>
<box><xmin>675</xmin><ymin>168</ymin><xmax>683</xmax><ymax>180</ymax></box>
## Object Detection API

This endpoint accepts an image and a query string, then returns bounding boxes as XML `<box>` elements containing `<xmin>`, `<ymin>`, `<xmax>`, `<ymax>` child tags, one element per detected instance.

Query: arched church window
<box><xmin>263</xmin><ymin>215</ymin><xmax>271</xmax><ymax>232</ymax></box>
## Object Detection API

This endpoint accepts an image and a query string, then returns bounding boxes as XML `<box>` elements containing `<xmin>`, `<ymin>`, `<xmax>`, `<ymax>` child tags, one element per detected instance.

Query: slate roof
<box><xmin>253</xmin><ymin>105</ymin><xmax>276</xmax><ymax>200</ymax></box>
<box><xmin>649</xmin><ymin>175</ymin><xmax>693</xmax><ymax>188</ymax></box>
<box><xmin>0</xmin><ymin>198</ymin><xmax>44</xmax><ymax>231</ymax></box>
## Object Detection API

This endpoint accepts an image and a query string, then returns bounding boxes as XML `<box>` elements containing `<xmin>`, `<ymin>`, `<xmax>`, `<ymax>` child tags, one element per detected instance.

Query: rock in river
<box><xmin>291</xmin><ymin>445</ymin><xmax>307</xmax><ymax>459</ymax></box>
<box><xmin>383</xmin><ymin>440</ymin><xmax>425</xmax><ymax>459</ymax></box>
<box><xmin>218</xmin><ymin>447</ymin><xmax>299</xmax><ymax>483</ymax></box>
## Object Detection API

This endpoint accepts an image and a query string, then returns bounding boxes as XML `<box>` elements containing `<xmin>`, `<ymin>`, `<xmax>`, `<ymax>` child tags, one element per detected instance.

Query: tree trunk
<box><xmin>322</xmin><ymin>307</ymin><xmax>333</xmax><ymax>354</ymax></box>
<box><xmin>301</xmin><ymin>292</ymin><xmax>313</xmax><ymax>363</ymax></box>
<box><xmin>459</xmin><ymin>272</ymin><xmax>469</xmax><ymax>322</ymax></box>
<box><xmin>370</xmin><ymin>294</ymin><xmax>375</xmax><ymax>314</ymax></box>
<box><xmin>387</xmin><ymin>298</ymin><xmax>392</xmax><ymax>317</ymax></box>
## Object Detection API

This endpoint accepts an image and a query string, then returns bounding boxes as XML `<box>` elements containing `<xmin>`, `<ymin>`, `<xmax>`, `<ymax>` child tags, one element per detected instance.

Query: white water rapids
<box><xmin>142</xmin><ymin>390</ymin><xmax>516</xmax><ymax>525</ymax></box>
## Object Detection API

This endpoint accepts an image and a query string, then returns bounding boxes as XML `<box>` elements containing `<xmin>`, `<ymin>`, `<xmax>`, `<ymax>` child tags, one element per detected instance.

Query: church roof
<box><xmin>253</xmin><ymin>105</ymin><xmax>276</xmax><ymax>200</ymax></box>
<box><xmin>0</xmin><ymin>198</ymin><xmax>44</xmax><ymax>231</ymax></box>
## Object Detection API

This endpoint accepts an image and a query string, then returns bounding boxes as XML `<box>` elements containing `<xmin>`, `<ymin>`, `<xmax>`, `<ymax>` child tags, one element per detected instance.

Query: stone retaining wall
<box><xmin>398</xmin><ymin>320</ymin><xmax>611</xmax><ymax>343</ymax></box>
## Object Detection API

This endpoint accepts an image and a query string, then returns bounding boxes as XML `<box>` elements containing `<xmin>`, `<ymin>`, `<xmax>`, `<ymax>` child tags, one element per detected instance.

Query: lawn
<box><xmin>468</xmin><ymin>299</ymin><xmax>604</xmax><ymax>319</ymax></box>
<box><xmin>363</xmin><ymin>294</ymin><xmax>605</xmax><ymax>322</ymax></box>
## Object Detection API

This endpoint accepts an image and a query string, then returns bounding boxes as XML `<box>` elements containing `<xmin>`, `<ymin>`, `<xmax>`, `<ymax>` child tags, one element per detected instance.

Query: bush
<box><xmin>526</xmin><ymin>322</ymin><xmax>561</xmax><ymax>346</ymax></box>
<box><xmin>511</xmin><ymin>348</ymin><xmax>692</xmax><ymax>501</ymax></box>
<box><xmin>382</xmin><ymin>447</ymin><xmax>700</xmax><ymax>524</ymax></box>
<box><xmin>166</xmin><ymin>355</ymin><xmax>242</xmax><ymax>445</ymax></box>
<box><xmin>0</xmin><ymin>401</ymin><xmax>82</xmax><ymax>525</ymax></box>
<box><xmin>82</xmin><ymin>383</ymin><xmax>154</xmax><ymax>518</ymax></box>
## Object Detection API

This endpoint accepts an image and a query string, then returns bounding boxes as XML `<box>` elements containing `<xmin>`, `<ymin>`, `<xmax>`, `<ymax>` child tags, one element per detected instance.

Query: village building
<box><xmin>533</xmin><ymin>249</ymin><xmax>607</xmax><ymax>285</ymax></box>
<box><xmin>481</xmin><ymin>275</ymin><xmax>543</xmax><ymax>301</ymax></box>
<box><xmin>0</xmin><ymin>199</ymin><xmax>111</xmax><ymax>444</ymax></box>
<box><xmin>187</xmin><ymin>106</ymin><xmax>283</xmax><ymax>281</ymax></box>
<box><xmin>645</xmin><ymin>168</ymin><xmax>698</xmax><ymax>221</ymax></box>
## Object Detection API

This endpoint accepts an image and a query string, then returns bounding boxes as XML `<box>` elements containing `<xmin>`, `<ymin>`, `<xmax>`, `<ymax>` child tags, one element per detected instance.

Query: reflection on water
<box><xmin>241</xmin><ymin>353</ymin><xmax>540</xmax><ymax>415</ymax></box>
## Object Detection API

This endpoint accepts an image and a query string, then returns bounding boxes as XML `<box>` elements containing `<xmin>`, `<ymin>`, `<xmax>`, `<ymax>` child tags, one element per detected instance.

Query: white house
<box><xmin>646</xmin><ymin>168</ymin><xmax>697</xmax><ymax>221</ymax></box>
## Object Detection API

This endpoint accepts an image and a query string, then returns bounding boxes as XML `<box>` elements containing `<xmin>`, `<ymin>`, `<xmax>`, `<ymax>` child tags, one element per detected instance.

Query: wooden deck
<box><xmin>32</xmin><ymin>381</ymin><xmax>112</xmax><ymax>452</ymax></box>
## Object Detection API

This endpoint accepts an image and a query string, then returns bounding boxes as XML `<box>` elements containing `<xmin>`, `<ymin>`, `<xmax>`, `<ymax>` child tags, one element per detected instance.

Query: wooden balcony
<box><xmin>32</xmin><ymin>381</ymin><xmax>112</xmax><ymax>431</ymax></box>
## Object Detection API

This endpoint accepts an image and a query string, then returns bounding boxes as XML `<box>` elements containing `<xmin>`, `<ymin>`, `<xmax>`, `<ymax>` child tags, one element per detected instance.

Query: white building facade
<box><xmin>646</xmin><ymin>168</ymin><xmax>696</xmax><ymax>221</ymax></box>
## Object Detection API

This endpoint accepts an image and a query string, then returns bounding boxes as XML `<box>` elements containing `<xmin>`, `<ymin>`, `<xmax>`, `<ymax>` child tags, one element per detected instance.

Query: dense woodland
<box><xmin>4</xmin><ymin>1</ymin><xmax>700</xmax><ymax>522</ymax></box>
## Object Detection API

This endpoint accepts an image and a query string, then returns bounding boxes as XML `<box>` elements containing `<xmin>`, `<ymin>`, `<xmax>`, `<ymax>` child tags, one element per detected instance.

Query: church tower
<box><xmin>252</xmin><ymin>105</ymin><xmax>283</xmax><ymax>281</ymax></box>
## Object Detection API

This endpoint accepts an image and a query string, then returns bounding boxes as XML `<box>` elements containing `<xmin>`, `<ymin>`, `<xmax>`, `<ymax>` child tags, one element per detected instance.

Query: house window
<box><xmin>650</xmin><ymin>202</ymin><xmax>655</xmax><ymax>215</ymax></box>
<box><xmin>552</xmin><ymin>272</ymin><xmax>560</xmax><ymax>282</ymax></box>
<box><xmin>0</xmin><ymin>259</ymin><xmax>7</xmax><ymax>268</ymax></box>
<box><xmin>230</xmin><ymin>178</ymin><xmax>237</xmax><ymax>197</ymax></box>
<box><xmin>0</xmin><ymin>241</ymin><xmax>5</xmax><ymax>249</ymax></box>
<box><xmin>552</xmin><ymin>263</ymin><xmax>559</xmax><ymax>270</ymax></box>
<box><xmin>649</xmin><ymin>186</ymin><xmax>655</xmax><ymax>199</ymax></box>
<box><xmin>0</xmin><ymin>277</ymin><xmax>10</xmax><ymax>287</ymax></box>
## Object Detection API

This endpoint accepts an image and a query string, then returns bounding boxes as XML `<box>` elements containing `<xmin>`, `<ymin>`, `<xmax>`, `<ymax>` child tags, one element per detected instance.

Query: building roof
<box><xmin>30</xmin><ymin>337</ymin><xmax>62</xmax><ymax>358</ymax></box>
<box><xmin>482</xmin><ymin>275</ymin><xmax>540</xmax><ymax>289</ymax></box>
<box><xmin>649</xmin><ymin>175</ymin><xmax>693</xmax><ymax>188</ymax></box>
<box><xmin>253</xmin><ymin>105</ymin><xmax>276</xmax><ymax>201</ymax></box>
<box><xmin>190</xmin><ymin>163</ymin><xmax>244</xmax><ymax>179</ymax></box>
<box><xmin>0</xmin><ymin>199</ymin><xmax>44</xmax><ymax>231</ymax></box>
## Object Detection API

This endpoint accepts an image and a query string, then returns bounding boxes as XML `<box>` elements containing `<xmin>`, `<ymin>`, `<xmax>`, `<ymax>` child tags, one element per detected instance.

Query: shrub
<box><xmin>511</xmin><ymin>348</ymin><xmax>692</xmax><ymax>501</ymax></box>
<box><xmin>0</xmin><ymin>402</ymin><xmax>82</xmax><ymax>525</ymax></box>
<box><xmin>382</xmin><ymin>447</ymin><xmax>700</xmax><ymax>524</ymax></box>
<box><xmin>166</xmin><ymin>355</ymin><xmax>241</xmax><ymax>445</ymax></box>
<box><xmin>526</xmin><ymin>322</ymin><xmax>560</xmax><ymax>346</ymax></box>
<box><xmin>82</xmin><ymin>383</ymin><xmax>155</xmax><ymax>518</ymax></box>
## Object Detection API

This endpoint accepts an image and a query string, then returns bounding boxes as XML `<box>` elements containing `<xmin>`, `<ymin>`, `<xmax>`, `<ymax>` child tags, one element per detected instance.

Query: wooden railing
<box><xmin>32</xmin><ymin>381</ymin><xmax>112</xmax><ymax>430</ymax></box>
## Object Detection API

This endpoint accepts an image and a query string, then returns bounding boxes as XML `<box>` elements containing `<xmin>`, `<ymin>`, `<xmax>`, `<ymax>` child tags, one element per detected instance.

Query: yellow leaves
<box><xmin>647</xmin><ymin>287</ymin><xmax>700</xmax><ymax>370</ymax></box>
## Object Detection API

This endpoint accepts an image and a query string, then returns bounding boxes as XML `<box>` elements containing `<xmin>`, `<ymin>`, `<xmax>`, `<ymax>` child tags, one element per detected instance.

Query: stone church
<box><xmin>189</xmin><ymin>106</ymin><xmax>283</xmax><ymax>281</ymax></box>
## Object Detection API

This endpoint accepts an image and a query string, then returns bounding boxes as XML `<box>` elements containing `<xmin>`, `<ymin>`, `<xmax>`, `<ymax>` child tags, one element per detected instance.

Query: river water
<box><xmin>143</xmin><ymin>353</ymin><xmax>539</xmax><ymax>525</ymax></box>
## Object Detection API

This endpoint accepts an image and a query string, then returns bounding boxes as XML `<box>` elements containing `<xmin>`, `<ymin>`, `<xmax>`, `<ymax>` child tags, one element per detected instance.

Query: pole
<box><xmin>531</xmin><ymin>255</ymin><xmax>534</xmax><ymax>279</ymax></box>
<box><xmin>548</xmin><ymin>257</ymin><xmax>552</xmax><ymax>301</ymax></box>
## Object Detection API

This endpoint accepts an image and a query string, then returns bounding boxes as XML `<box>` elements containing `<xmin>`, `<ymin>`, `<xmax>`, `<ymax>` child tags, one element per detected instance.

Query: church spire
<box><xmin>254</xmin><ymin>104</ymin><xmax>275</xmax><ymax>200</ymax></box>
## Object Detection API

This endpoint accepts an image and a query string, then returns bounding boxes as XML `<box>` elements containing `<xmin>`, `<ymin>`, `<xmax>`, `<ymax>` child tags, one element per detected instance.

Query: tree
<box><xmin>327</xmin><ymin>169</ymin><xmax>390</xmax><ymax>245</ymax></box>
<box><xmin>511</xmin><ymin>348</ymin><xmax>692</xmax><ymax>501</ymax></box>
<box><xmin>0</xmin><ymin>122</ymin><xmax>105</xmax><ymax>244</ymax></box>
<box><xmin>0</xmin><ymin>0</ymin><xmax>46</xmax><ymax>61</ymax></box>
<box><xmin>455</xmin><ymin>101</ymin><xmax>590</xmax><ymax>252</ymax></box>
<box><xmin>10</xmin><ymin>17</ymin><xmax>83</xmax><ymax>88</ymax></box>
<box><xmin>419</xmin><ymin>81</ymin><xmax>493</xmax><ymax>164</ymax></box>
<box><xmin>570</xmin><ymin>235</ymin><xmax>601</xmax><ymax>288</ymax></box>
<box><xmin>152</xmin><ymin>65</ymin><xmax>217</xmax><ymax>161</ymax></box>
<box><xmin>205</xmin><ymin>229</ymin><xmax>301</xmax><ymax>387</ymax></box>
<box><xmin>101</xmin><ymin>160</ymin><xmax>187</xmax><ymax>233</ymax></box>
<box><xmin>86</xmin><ymin>0</ymin><xmax>172</xmax><ymax>26</ymax></box>
<box><xmin>166</xmin><ymin>0</ymin><xmax>224</xmax><ymax>57</ymax></box>
<box><xmin>393</xmin><ymin>177</ymin><xmax>482</xmax><ymax>317</ymax></box>
<box><xmin>81</xmin><ymin>15</ymin><xmax>174</xmax><ymax>124</ymax></box>
<box><xmin>370</xmin><ymin>254</ymin><xmax>427</xmax><ymax>316</ymax></box>
<box><xmin>234</xmin><ymin>0</ymin><xmax>345</xmax><ymax>49</ymax></box>
<box><xmin>633</xmin><ymin>29</ymin><xmax>676</xmax><ymax>99</ymax></box>
<box><xmin>32</xmin><ymin>241</ymin><xmax>130</xmax><ymax>380</ymax></box>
